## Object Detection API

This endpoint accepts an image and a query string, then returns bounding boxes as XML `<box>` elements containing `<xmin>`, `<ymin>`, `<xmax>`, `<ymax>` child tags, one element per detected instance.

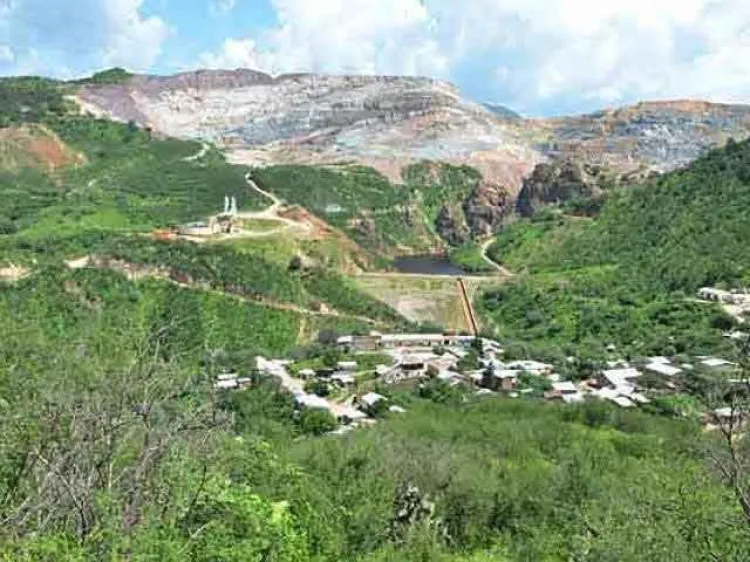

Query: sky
<box><xmin>0</xmin><ymin>0</ymin><xmax>749</xmax><ymax>116</ymax></box>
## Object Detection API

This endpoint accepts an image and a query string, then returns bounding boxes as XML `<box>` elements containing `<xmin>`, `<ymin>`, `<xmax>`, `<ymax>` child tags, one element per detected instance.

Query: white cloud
<box><xmin>197</xmin><ymin>0</ymin><xmax>750</xmax><ymax>113</ymax></box>
<box><xmin>0</xmin><ymin>44</ymin><xmax>13</xmax><ymax>63</ymax></box>
<box><xmin>0</xmin><ymin>0</ymin><xmax>169</xmax><ymax>77</ymax></box>
<box><xmin>424</xmin><ymin>0</ymin><xmax>750</xmax><ymax>112</ymax></box>
<box><xmin>210</xmin><ymin>0</ymin><xmax>237</xmax><ymax>17</ymax></box>
<box><xmin>199</xmin><ymin>0</ymin><xmax>449</xmax><ymax>78</ymax></box>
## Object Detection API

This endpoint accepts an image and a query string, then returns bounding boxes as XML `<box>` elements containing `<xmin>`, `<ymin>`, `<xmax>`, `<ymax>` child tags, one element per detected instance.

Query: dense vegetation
<box><xmin>3</xmin><ymin>71</ymin><xmax>750</xmax><ymax>560</ymax></box>
<box><xmin>491</xmin><ymin>139</ymin><xmax>750</xmax><ymax>289</ymax></box>
<box><xmin>253</xmin><ymin>161</ymin><xmax>490</xmax><ymax>259</ymax></box>
<box><xmin>0</xmin><ymin>77</ymin><xmax>266</xmax><ymax>238</ymax></box>
<box><xmin>3</xmin><ymin>283</ymin><xmax>749</xmax><ymax>561</ymax></box>
<box><xmin>480</xmin><ymin>141</ymin><xmax>750</xmax><ymax>359</ymax></box>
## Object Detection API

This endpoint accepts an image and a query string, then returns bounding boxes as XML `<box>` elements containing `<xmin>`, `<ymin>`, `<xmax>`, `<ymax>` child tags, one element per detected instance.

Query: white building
<box><xmin>701</xmin><ymin>357</ymin><xmax>735</xmax><ymax>370</ymax></box>
<box><xmin>505</xmin><ymin>360</ymin><xmax>553</xmax><ymax>375</ymax></box>
<box><xmin>296</xmin><ymin>394</ymin><xmax>332</xmax><ymax>411</ymax></box>
<box><xmin>552</xmin><ymin>381</ymin><xmax>585</xmax><ymax>404</ymax></box>
<box><xmin>645</xmin><ymin>362</ymin><xmax>683</xmax><ymax>377</ymax></box>
<box><xmin>331</xmin><ymin>373</ymin><xmax>355</xmax><ymax>386</ymax></box>
<box><xmin>602</xmin><ymin>368</ymin><xmax>641</xmax><ymax>388</ymax></box>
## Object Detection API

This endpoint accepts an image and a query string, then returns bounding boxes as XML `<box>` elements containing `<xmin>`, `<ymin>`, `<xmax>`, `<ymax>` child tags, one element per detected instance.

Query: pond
<box><xmin>392</xmin><ymin>255</ymin><xmax>467</xmax><ymax>276</ymax></box>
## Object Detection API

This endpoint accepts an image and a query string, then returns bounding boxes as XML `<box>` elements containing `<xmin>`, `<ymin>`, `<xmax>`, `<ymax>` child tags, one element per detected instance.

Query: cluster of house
<box><xmin>477</xmin><ymin>355</ymin><xmax>739</xmax><ymax>410</ymax></box>
<box><xmin>252</xmin><ymin>356</ymin><xmax>404</xmax><ymax>431</ymax></box>
<box><xmin>698</xmin><ymin>287</ymin><xmax>750</xmax><ymax>306</ymax></box>
<box><xmin>213</xmin><ymin>331</ymin><xmax>745</xmax><ymax>434</ymax></box>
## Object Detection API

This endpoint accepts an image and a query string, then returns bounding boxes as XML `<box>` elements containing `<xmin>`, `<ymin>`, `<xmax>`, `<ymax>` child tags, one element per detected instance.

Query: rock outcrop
<box><xmin>435</xmin><ymin>205</ymin><xmax>470</xmax><ymax>246</ymax></box>
<box><xmin>463</xmin><ymin>181</ymin><xmax>511</xmax><ymax>236</ymax></box>
<box><xmin>516</xmin><ymin>160</ymin><xmax>595</xmax><ymax>217</ymax></box>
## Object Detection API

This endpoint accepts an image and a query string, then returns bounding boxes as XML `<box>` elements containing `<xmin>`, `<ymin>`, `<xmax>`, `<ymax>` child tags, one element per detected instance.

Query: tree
<box><xmin>298</xmin><ymin>408</ymin><xmax>337</xmax><ymax>435</ymax></box>
<box><xmin>457</xmin><ymin>351</ymin><xmax>481</xmax><ymax>373</ymax></box>
<box><xmin>304</xmin><ymin>379</ymin><xmax>330</xmax><ymax>397</ymax></box>
<box><xmin>700</xmin><ymin>338</ymin><xmax>750</xmax><ymax>526</ymax></box>
<box><xmin>0</xmin><ymin>323</ymin><xmax>221</xmax><ymax>541</ymax></box>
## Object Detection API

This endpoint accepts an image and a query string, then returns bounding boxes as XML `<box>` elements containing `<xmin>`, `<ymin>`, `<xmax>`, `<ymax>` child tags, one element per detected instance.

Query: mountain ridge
<box><xmin>74</xmin><ymin>68</ymin><xmax>750</xmax><ymax>195</ymax></box>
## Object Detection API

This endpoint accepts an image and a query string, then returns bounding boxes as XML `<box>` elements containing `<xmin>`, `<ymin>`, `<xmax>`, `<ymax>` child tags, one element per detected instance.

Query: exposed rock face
<box><xmin>516</xmin><ymin>160</ymin><xmax>594</xmax><ymax>217</ymax></box>
<box><xmin>76</xmin><ymin>71</ymin><xmax>750</xmax><ymax>194</ymax></box>
<box><xmin>463</xmin><ymin>181</ymin><xmax>511</xmax><ymax>236</ymax></box>
<box><xmin>435</xmin><ymin>205</ymin><xmax>470</xmax><ymax>246</ymax></box>
<box><xmin>74</xmin><ymin>69</ymin><xmax>541</xmax><ymax>188</ymax></box>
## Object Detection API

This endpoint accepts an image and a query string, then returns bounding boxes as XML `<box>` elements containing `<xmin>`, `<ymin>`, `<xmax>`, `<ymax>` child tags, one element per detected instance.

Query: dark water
<box><xmin>393</xmin><ymin>255</ymin><xmax>466</xmax><ymax>276</ymax></box>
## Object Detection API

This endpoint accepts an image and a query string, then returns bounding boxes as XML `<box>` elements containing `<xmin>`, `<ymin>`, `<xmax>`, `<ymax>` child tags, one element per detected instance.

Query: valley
<box><xmin>3</xmin><ymin>69</ymin><xmax>750</xmax><ymax>561</ymax></box>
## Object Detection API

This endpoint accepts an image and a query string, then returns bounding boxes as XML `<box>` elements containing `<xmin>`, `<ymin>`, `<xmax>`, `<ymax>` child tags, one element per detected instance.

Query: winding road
<box><xmin>480</xmin><ymin>238</ymin><xmax>515</xmax><ymax>277</ymax></box>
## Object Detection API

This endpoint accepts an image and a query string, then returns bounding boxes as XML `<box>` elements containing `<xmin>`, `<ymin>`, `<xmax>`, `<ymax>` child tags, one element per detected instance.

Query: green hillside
<box><xmin>480</xmin><ymin>139</ymin><xmax>750</xmax><ymax>359</ymax></box>
<box><xmin>3</xmin><ymin>72</ymin><xmax>750</xmax><ymax>561</ymax></box>
<box><xmin>490</xmin><ymin>138</ymin><xmax>750</xmax><ymax>289</ymax></box>
<box><xmin>2</xmin><ymin>271</ymin><xmax>747</xmax><ymax>559</ymax></box>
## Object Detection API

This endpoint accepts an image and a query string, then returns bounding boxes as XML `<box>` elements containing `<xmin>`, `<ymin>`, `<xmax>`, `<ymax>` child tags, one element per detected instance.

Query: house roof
<box><xmin>701</xmin><ymin>358</ymin><xmax>735</xmax><ymax>368</ymax></box>
<box><xmin>645</xmin><ymin>362</ymin><xmax>683</xmax><ymax>377</ymax></box>
<box><xmin>506</xmin><ymin>360</ymin><xmax>552</xmax><ymax>372</ymax></box>
<box><xmin>361</xmin><ymin>392</ymin><xmax>386</xmax><ymax>406</ymax></box>
<box><xmin>381</xmin><ymin>334</ymin><xmax>445</xmax><ymax>344</ymax></box>
<box><xmin>553</xmin><ymin>381</ymin><xmax>578</xmax><ymax>394</ymax></box>
<box><xmin>648</xmin><ymin>356</ymin><xmax>671</xmax><ymax>364</ymax></box>
<box><xmin>494</xmin><ymin>369</ymin><xmax>521</xmax><ymax>379</ymax></box>
<box><xmin>562</xmin><ymin>393</ymin><xmax>585</xmax><ymax>404</ymax></box>
<box><xmin>214</xmin><ymin>380</ymin><xmax>238</xmax><ymax>390</ymax></box>
<box><xmin>602</xmin><ymin>368</ymin><xmax>641</xmax><ymax>386</ymax></box>
<box><xmin>296</xmin><ymin>394</ymin><xmax>331</xmax><ymax>410</ymax></box>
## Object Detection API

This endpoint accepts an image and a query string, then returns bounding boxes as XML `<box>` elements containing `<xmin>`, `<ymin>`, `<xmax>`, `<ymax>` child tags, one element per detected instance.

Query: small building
<box><xmin>296</xmin><ymin>394</ymin><xmax>332</xmax><ymax>411</ymax></box>
<box><xmin>375</xmin><ymin>364</ymin><xmax>392</xmax><ymax>377</ymax></box>
<box><xmin>602</xmin><ymin>368</ymin><xmax>641</xmax><ymax>388</ymax></box>
<box><xmin>493</xmin><ymin>370</ymin><xmax>520</xmax><ymax>391</ymax></box>
<box><xmin>645</xmin><ymin>362</ymin><xmax>683</xmax><ymax>377</ymax></box>
<box><xmin>214</xmin><ymin>373</ymin><xmax>239</xmax><ymax>390</ymax></box>
<box><xmin>400</xmin><ymin>356</ymin><xmax>426</xmax><ymax>372</ymax></box>
<box><xmin>357</xmin><ymin>392</ymin><xmax>387</xmax><ymax>415</ymax></box>
<box><xmin>705</xmin><ymin>407</ymin><xmax>748</xmax><ymax>428</ymax></box>
<box><xmin>505</xmin><ymin>360</ymin><xmax>553</xmax><ymax>375</ymax></box>
<box><xmin>648</xmin><ymin>356</ymin><xmax>672</xmax><ymax>365</ymax></box>
<box><xmin>700</xmin><ymin>358</ymin><xmax>736</xmax><ymax>370</ymax></box>
<box><xmin>337</xmin><ymin>407</ymin><xmax>368</xmax><ymax>425</ymax></box>
<box><xmin>215</xmin><ymin>379</ymin><xmax>239</xmax><ymax>390</ymax></box>
<box><xmin>338</xmin><ymin>335</ymin><xmax>380</xmax><ymax>352</ymax></box>
<box><xmin>337</xmin><ymin>361</ymin><xmax>358</xmax><ymax>372</ymax></box>
<box><xmin>594</xmin><ymin>387</ymin><xmax>635</xmax><ymax>408</ymax></box>
<box><xmin>298</xmin><ymin>369</ymin><xmax>316</xmax><ymax>380</ymax></box>
<box><xmin>724</xmin><ymin>330</ymin><xmax>749</xmax><ymax>341</ymax></box>
<box><xmin>552</xmin><ymin>381</ymin><xmax>585</xmax><ymax>404</ymax></box>
<box><xmin>331</xmin><ymin>373</ymin><xmax>356</xmax><ymax>387</ymax></box>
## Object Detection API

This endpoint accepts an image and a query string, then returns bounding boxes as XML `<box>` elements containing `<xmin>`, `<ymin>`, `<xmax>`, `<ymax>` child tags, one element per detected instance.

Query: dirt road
<box><xmin>480</xmin><ymin>238</ymin><xmax>515</xmax><ymax>277</ymax></box>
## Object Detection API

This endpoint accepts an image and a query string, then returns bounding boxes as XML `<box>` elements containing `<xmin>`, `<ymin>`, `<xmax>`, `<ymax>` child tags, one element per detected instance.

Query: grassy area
<box><xmin>449</xmin><ymin>243</ymin><xmax>495</xmax><ymax>274</ymax></box>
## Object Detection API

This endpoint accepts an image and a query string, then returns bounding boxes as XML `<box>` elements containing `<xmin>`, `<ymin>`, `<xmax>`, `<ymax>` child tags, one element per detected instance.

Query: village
<box><xmin>215</xmin><ymin>328</ymin><xmax>747</xmax><ymax>434</ymax></box>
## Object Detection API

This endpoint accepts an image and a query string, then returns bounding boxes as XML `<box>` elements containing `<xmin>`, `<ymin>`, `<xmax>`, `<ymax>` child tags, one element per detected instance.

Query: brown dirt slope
<box><xmin>0</xmin><ymin>124</ymin><xmax>85</xmax><ymax>173</ymax></box>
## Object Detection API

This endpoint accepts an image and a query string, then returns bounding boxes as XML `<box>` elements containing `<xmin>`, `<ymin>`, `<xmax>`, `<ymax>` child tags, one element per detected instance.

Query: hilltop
<box><xmin>76</xmin><ymin>69</ymin><xmax>750</xmax><ymax>193</ymax></box>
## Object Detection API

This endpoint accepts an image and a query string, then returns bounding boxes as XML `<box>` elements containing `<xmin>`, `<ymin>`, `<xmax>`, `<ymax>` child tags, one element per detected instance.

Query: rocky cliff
<box><xmin>76</xmin><ymin>70</ymin><xmax>750</xmax><ymax>200</ymax></box>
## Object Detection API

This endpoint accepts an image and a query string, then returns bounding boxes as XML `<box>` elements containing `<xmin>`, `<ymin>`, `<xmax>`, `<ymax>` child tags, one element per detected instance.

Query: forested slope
<box><xmin>2</xmin><ymin>271</ymin><xmax>747</xmax><ymax>560</ymax></box>
<box><xmin>491</xmin><ymin>138</ymin><xmax>750</xmax><ymax>289</ymax></box>
<box><xmin>480</xmin><ymin>139</ymin><xmax>750</xmax><ymax>360</ymax></box>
